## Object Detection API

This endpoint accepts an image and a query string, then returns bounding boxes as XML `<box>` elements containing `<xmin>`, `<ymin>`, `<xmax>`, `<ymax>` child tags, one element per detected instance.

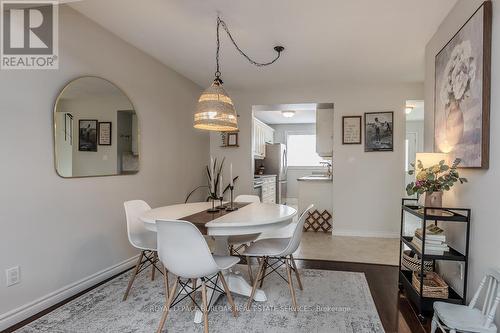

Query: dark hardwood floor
<box><xmin>7</xmin><ymin>259</ymin><xmax>430</xmax><ymax>333</ymax></box>
<box><xmin>297</xmin><ymin>259</ymin><xmax>430</xmax><ymax>333</ymax></box>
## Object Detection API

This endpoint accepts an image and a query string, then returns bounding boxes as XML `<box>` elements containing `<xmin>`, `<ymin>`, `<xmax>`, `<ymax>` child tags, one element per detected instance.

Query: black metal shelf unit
<box><xmin>399</xmin><ymin>198</ymin><xmax>471</xmax><ymax>321</ymax></box>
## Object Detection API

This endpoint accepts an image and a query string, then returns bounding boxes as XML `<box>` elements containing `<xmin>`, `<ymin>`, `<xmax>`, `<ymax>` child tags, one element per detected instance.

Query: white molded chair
<box><xmin>431</xmin><ymin>268</ymin><xmax>500</xmax><ymax>333</ymax></box>
<box><xmin>156</xmin><ymin>220</ymin><xmax>239</xmax><ymax>333</ymax></box>
<box><xmin>227</xmin><ymin>194</ymin><xmax>261</xmax><ymax>283</ymax></box>
<box><xmin>123</xmin><ymin>200</ymin><xmax>165</xmax><ymax>301</ymax></box>
<box><xmin>244</xmin><ymin>204</ymin><xmax>314</xmax><ymax>313</ymax></box>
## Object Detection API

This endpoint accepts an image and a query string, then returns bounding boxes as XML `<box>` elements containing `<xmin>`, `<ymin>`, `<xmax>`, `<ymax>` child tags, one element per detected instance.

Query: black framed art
<box><xmin>364</xmin><ymin>112</ymin><xmax>393</xmax><ymax>152</ymax></box>
<box><xmin>78</xmin><ymin>119</ymin><xmax>98</xmax><ymax>152</ymax></box>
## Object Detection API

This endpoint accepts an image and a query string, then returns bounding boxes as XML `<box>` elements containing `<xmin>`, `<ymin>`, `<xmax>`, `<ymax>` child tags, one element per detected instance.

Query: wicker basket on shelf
<box><xmin>402</xmin><ymin>250</ymin><xmax>433</xmax><ymax>272</ymax></box>
<box><xmin>412</xmin><ymin>271</ymin><xmax>449</xmax><ymax>299</ymax></box>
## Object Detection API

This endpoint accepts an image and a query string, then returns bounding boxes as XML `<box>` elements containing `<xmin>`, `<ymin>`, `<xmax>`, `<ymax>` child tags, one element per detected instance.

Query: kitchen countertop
<box><xmin>297</xmin><ymin>175</ymin><xmax>333</xmax><ymax>182</ymax></box>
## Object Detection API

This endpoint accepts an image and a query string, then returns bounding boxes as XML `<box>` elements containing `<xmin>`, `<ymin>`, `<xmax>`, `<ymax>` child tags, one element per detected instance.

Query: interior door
<box><xmin>405</xmin><ymin>132</ymin><xmax>417</xmax><ymax>192</ymax></box>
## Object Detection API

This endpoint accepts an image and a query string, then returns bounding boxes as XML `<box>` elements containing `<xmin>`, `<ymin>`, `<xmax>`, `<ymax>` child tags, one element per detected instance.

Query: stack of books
<box><xmin>411</xmin><ymin>225</ymin><xmax>448</xmax><ymax>255</ymax></box>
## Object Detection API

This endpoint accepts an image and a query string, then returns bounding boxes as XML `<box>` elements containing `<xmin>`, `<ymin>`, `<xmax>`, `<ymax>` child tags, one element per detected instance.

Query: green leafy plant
<box><xmin>184</xmin><ymin>157</ymin><xmax>239</xmax><ymax>203</ymax></box>
<box><xmin>406</xmin><ymin>158</ymin><xmax>467</xmax><ymax>196</ymax></box>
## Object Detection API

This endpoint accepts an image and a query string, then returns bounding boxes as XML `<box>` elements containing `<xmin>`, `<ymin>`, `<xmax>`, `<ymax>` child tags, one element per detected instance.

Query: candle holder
<box><xmin>225</xmin><ymin>186</ymin><xmax>238</xmax><ymax>211</ymax></box>
<box><xmin>207</xmin><ymin>197</ymin><xmax>220</xmax><ymax>213</ymax></box>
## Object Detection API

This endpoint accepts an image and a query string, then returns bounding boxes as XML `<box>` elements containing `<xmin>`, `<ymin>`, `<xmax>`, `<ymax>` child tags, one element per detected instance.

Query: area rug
<box><xmin>16</xmin><ymin>266</ymin><xmax>384</xmax><ymax>333</ymax></box>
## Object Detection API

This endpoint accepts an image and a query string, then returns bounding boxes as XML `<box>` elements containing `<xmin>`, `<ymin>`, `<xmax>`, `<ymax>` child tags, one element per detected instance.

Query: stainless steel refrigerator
<box><xmin>264</xmin><ymin>143</ymin><xmax>287</xmax><ymax>204</ymax></box>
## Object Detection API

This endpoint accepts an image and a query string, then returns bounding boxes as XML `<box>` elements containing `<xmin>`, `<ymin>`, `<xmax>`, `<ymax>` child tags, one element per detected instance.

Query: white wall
<box><xmin>425</xmin><ymin>0</ymin><xmax>500</xmax><ymax>324</ymax></box>
<box><xmin>0</xmin><ymin>6</ymin><xmax>208</xmax><ymax>328</ymax></box>
<box><xmin>210</xmin><ymin>82</ymin><xmax>423</xmax><ymax>237</ymax></box>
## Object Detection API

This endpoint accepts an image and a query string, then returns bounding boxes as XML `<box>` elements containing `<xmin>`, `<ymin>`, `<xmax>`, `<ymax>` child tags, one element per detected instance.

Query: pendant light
<box><xmin>194</xmin><ymin>16</ymin><xmax>284</xmax><ymax>131</ymax></box>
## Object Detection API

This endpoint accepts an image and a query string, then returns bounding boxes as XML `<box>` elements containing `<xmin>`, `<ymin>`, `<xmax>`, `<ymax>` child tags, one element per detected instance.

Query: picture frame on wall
<box><xmin>364</xmin><ymin>111</ymin><xmax>393</xmax><ymax>152</ymax></box>
<box><xmin>226</xmin><ymin>132</ymin><xmax>239</xmax><ymax>147</ymax></box>
<box><xmin>78</xmin><ymin>119</ymin><xmax>98</xmax><ymax>152</ymax></box>
<box><xmin>342</xmin><ymin>116</ymin><xmax>362</xmax><ymax>144</ymax></box>
<box><xmin>434</xmin><ymin>1</ymin><xmax>491</xmax><ymax>168</ymax></box>
<box><xmin>98</xmin><ymin>122</ymin><xmax>112</xmax><ymax>146</ymax></box>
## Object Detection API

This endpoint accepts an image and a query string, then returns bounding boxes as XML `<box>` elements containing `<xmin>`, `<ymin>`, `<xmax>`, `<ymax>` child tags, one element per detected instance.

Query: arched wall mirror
<box><xmin>54</xmin><ymin>76</ymin><xmax>139</xmax><ymax>178</ymax></box>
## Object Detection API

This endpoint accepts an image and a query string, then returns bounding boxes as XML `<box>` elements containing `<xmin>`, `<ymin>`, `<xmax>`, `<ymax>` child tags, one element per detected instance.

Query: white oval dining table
<box><xmin>140</xmin><ymin>201</ymin><xmax>297</xmax><ymax>323</ymax></box>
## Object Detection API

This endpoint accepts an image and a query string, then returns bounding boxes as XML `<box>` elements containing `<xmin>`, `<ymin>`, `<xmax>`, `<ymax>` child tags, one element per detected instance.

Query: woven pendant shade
<box><xmin>194</xmin><ymin>81</ymin><xmax>238</xmax><ymax>132</ymax></box>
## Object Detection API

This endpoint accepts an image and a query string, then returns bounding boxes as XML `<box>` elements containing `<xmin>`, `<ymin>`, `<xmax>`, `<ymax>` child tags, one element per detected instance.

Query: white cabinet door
<box><xmin>253</xmin><ymin>118</ymin><xmax>274</xmax><ymax>159</ymax></box>
<box><xmin>264</xmin><ymin>125</ymin><xmax>274</xmax><ymax>145</ymax></box>
<box><xmin>316</xmin><ymin>108</ymin><xmax>334</xmax><ymax>157</ymax></box>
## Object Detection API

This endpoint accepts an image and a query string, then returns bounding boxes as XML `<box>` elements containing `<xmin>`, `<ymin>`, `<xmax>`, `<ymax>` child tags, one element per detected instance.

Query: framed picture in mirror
<box><xmin>78</xmin><ymin>119</ymin><xmax>98</xmax><ymax>152</ymax></box>
<box><xmin>98</xmin><ymin>122</ymin><xmax>112</xmax><ymax>145</ymax></box>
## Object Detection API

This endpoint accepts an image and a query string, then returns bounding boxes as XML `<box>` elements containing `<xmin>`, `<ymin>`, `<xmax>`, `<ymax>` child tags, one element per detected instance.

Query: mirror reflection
<box><xmin>54</xmin><ymin>77</ymin><xmax>139</xmax><ymax>178</ymax></box>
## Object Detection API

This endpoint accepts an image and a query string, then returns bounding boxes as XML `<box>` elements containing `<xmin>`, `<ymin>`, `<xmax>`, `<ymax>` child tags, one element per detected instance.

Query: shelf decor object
<box><xmin>399</xmin><ymin>198</ymin><xmax>471</xmax><ymax>322</ymax></box>
<box><xmin>402</xmin><ymin>250</ymin><xmax>433</xmax><ymax>272</ymax></box>
<box><xmin>412</xmin><ymin>271</ymin><xmax>449</xmax><ymax>299</ymax></box>
<box><xmin>406</xmin><ymin>153</ymin><xmax>467</xmax><ymax>210</ymax></box>
<box><xmin>194</xmin><ymin>16</ymin><xmax>285</xmax><ymax>132</ymax></box>
<box><xmin>434</xmin><ymin>2</ymin><xmax>491</xmax><ymax>169</ymax></box>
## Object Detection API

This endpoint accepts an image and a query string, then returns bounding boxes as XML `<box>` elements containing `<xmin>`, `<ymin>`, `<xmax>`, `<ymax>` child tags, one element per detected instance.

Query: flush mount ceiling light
<box><xmin>405</xmin><ymin>105</ymin><xmax>415</xmax><ymax>114</ymax></box>
<box><xmin>281</xmin><ymin>110</ymin><xmax>296</xmax><ymax>118</ymax></box>
<box><xmin>194</xmin><ymin>16</ymin><xmax>285</xmax><ymax>132</ymax></box>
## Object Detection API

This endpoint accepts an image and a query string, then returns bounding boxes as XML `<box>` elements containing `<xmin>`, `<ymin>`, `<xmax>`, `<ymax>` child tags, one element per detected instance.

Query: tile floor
<box><xmin>294</xmin><ymin>233</ymin><xmax>399</xmax><ymax>266</ymax></box>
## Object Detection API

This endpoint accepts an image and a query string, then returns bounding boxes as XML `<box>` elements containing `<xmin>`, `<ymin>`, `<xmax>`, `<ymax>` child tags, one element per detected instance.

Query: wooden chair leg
<box><xmin>285</xmin><ymin>258</ymin><xmax>298</xmax><ymax>314</ymax></box>
<box><xmin>162</xmin><ymin>265</ymin><xmax>169</xmax><ymax>301</ymax></box>
<box><xmin>219</xmin><ymin>272</ymin><xmax>238</xmax><ymax>317</ymax></box>
<box><xmin>156</xmin><ymin>277</ymin><xmax>178</xmax><ymax>333</ymax></box>
<box><xmin>259</xmin><ymin>257</ymin><xmax>268</xmax><ymax>288</ymax></box>
<box><xmin>246</xmin><ymin>258</ymin><xmax>266</xmax><ymax>310</ymax></box>
<box><xmin>123</xmin><ymin>251</ymin><xmax>144</xmax><ymax>301</ymax></box>
<box><xmin>246</xmin><ymin>256</ymin><xmax>254</xmax><ymax>285</ymax></box>
<box><xmin>290</xmin><ymin>254</ymin><xmax>303</xmax><ymax>290</ymax></box>
<box><xmin>152</xmin><ymin>251</ymin><xmax>157</xmax><ymax>281</ymax></box>
<box><xmin>191</xmin><ymin>278</ymin><xmax>197</xmax><ymax>310</ymax></box>
<box><xmin>201</xmin><ymin>279</ymin><xmax>209</xmax><ymax>333</ymax></box>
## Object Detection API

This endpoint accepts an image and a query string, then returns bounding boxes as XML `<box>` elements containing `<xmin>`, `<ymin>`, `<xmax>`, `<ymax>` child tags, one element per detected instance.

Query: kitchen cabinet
<box><xmin>253</xmin><ymin>118</ymin><xmax>274</xmax><ymax>159</ymax></box>
<box><xmin>316</xmin><ymin>108</ymin><xmax>334</xmax><ymax>157</ymax></box>
<box><xmin>261</xmin><ymin>176</ymin><xmax>276</xmax><ymax>204</ymax></box>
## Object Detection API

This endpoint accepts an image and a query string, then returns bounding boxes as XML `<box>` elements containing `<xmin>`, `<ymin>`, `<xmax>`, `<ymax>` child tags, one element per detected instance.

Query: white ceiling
<box><xmin>255</xmin><ymin>110</ymin><xmax>316</xmax><ymax>124</ymax></box>
<box><xmin>70</xmin><ymin>0</ymin><xmax>457</xmax><ymax>91</ymax></box>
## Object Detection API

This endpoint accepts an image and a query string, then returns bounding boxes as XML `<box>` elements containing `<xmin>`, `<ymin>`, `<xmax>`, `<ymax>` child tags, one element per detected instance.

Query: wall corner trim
<box><xmin>0</xmin><ymin>255</ymin><xmax>139</xmax><ymax>331</ymax></box>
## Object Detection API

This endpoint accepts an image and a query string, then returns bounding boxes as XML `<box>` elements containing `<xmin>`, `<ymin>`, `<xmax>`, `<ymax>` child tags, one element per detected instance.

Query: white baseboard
<box><xmin>0</xmin><ymin>254</ymin><xmax>139</xmax><ymax>331</ymax></box>
<box><xmin>333</xmin><ymin>228</ymin><xmax>399</xmax><ymax>238</ymax></box>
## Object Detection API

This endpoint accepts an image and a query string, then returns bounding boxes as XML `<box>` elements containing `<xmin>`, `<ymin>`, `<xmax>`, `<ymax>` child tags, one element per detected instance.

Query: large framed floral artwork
<box><xmin>435</xmin><ymin>1</ymin><xmax>491</xmax><ymax>169</ymax></box>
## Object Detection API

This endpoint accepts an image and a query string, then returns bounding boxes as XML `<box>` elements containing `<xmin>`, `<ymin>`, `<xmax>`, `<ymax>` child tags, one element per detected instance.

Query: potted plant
<box><xmin>406</xmin><ymin>158</ymin><xmax>467</xmax><ymax>208</ymax></box>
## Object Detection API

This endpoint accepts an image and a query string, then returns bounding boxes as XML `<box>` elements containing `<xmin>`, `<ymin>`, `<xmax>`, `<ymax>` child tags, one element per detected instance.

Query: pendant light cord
<box><xmin>215</xmin><ymin>16</ymin><xmax>284</xmax><ymax>82</ymax></box>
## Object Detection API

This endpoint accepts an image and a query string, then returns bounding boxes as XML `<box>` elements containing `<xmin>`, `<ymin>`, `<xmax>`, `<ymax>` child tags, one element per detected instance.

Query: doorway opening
<box><xmin>404</xmin><ymin>100</ymin><xmax>424</xmax><ymax>192</ymax></box>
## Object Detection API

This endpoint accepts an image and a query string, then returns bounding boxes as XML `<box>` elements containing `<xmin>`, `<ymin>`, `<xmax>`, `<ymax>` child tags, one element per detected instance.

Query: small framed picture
<box><xmin>364</xmin><ymin>112</ymin><xmax>393</xmax><ymax>152</ymax></box>
<box><xmin>78</xmin><ymin>119</ymin><xmax>98</xmax><ymax>152</ymax></box>
<box><xmin>342</xmin><ymin>116</ymin><xmax>362</xmax><ymax>144</ymax></box>
<box><xmin>98</xmin><ymin>122</ymin><xmax>112</xmax><ymax>145</ymax></box>
<box><xmin>227</xmin><ymin>132</ymin><xmax>239</xmax><ymax>147</ymax></box>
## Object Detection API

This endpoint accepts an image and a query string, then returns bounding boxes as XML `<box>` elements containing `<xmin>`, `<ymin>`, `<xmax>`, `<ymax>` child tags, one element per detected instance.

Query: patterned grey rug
<box><xmin>16</xmin><ymin>266</ymin><xmax>384</xmax><ymax>333</ymax></box>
